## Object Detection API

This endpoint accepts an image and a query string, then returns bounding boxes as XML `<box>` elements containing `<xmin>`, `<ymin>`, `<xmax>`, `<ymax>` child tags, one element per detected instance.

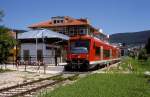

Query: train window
<box><xmin>71</xmin><ymin>41</ymin><xmax>89</xmax><ymax>49</ymax></box>
<box><xmin>71</xmin><ymin>47</ymin><xmax>88</xmax><ymax>54</ymax></box>
<box><xmin>104</xmin><ymin>50</ymin><xmax>110</xmax><ymax>57</ymax></box>
<box><xmin>95</xmin><ymin>47</ymin><xmax>100</xmax><ymax>56</ymax></box>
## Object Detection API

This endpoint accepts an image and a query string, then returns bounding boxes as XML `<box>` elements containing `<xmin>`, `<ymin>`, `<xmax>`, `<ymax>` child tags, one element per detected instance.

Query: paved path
<box><xmin>0</xmin><ymin>63</ymin><xmax>66</xmax><ymax>89</ymax></box>
<box><xmin>1</xmin><ymin>64</ymin><xmax>64</xmax><ymax>74</ymax></box>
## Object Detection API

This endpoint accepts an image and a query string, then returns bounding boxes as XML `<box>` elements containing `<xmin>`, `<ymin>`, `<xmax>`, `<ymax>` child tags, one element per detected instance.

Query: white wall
<box><xmin>20</xmin><ymin>43</ymin><xmax>56</xmax><ymax>64</ymax></box>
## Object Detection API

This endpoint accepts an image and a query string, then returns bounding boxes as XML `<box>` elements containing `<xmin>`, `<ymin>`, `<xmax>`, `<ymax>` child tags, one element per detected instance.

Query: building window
<box><xmin>60</xmin><ymin>20</ymin><xmax>63</xmax><ymax>23</ymax></box>
<box><xmin>57</xmin><ymin>20</ymin><xmax>60</xmax><ymax>23</ymax></box>
<box><xmin>37</xmin><ymin>49</ymin><xmax>43</xmax><ymax>61</ymax></box>
<box><xmin>104</xmin><ymin>50</ymin><xmax>110</xmax><ymax>58</ymax></box>
<box><xmin>23</xmin><ymin>50</ymin><xmax>29</xmax><ymax>61</ymax></box>
<box><xmin>59</xmin><ymin>32</ymin><xmax>63</xmax><ymax>34</ymax></box>
<box><xmin>54</xmin><ymin>20</ymin><xmax>57</xmax><ymax>24</ymax></box>
<box><xmin>52</xmin><ymin>49</ymin><xmax>55</xmax><ymax>56</ymax></box>
<box><xmin>70</xmin><ymin>31</ymin><xmax>74</xmax><ymax>36</ymax></box>
<box><xmin>79</xmin><ymin>29</ymin><xmax>87</xmax><ymax>35</ymax></box>
<box><xmin>80</xmin><ymin>29</ymin><xmax>84</xmax><ymax>34</ymax></box>
<box><xmin>95</xmin><ymin>47</ymin><xmax>101</xmax><ymax>56</ymax></box>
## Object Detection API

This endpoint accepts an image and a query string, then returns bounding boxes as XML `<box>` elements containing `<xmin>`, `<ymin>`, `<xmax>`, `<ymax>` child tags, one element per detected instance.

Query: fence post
<box><xmin>15</xmin><ymin>59</ymin><xmax>19</xmax><ymax>70</ymax></box>
<box><xmin>24</xmin><ymin>61</ymin><xmax>27</xmax><ymax>71</ymax></box>
<box><xmin>44</xmin><ymin>62</ymin><xmax>46</xmax><ymax>74</ymax></box>
<box><xmin>107</xmin><ymin>62</ymin><xmax>110</xmax><ymax>71</ymax></box>
<box><xmin>4</xmin><ymin>63</ymin><xmax>7</xmax><ymax>69</ymax></box>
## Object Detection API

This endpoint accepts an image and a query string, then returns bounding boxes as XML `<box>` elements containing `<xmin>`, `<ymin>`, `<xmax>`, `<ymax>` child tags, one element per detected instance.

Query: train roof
<box><xmin>69</xmin><ymin>35</ymin><xmax>120</xmax><ymax>49</ymax></box>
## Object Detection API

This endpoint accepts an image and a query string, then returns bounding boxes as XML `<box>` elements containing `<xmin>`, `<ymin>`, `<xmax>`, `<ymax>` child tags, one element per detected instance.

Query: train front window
<box><xmin>71</xmin><ymin>47</ymin><xmax>88</xmax><ymax>54</ymax></box>
<box><xmin>70</xmin><ymin>40</ymin><xmax>89</xmax><ymax>54</ymax></box>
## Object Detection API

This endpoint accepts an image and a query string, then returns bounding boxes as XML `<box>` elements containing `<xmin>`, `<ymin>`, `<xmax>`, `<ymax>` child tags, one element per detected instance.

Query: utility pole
<box><xmin>15</xmin><ymin>30</ymin><xmax>18</xmax><ymax>68</ymax></box>
<box><xmin>16</xmin><ymin>32</ymin><xmax>18</xmax><ymax>68</ymax></box>
<box><xmin>36</xmin><ymin>31</ymin><xmax>38</xmax><ymax>64</ymax></box>
<box><xmin>42</xmin><ymin>30</ymin><xmax>46</xmax><ymax>74</ymax></box>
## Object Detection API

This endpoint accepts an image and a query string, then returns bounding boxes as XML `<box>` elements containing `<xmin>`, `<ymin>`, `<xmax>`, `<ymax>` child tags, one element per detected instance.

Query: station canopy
<box><xmin>18</xmin><ymin>29</ymin><xmax>69</xmax><ymax>40</ymax></box>
<box><xmin>18</xmin><ymin>29</ymin><xmax>69</xmax><ymax>45</ymax></box>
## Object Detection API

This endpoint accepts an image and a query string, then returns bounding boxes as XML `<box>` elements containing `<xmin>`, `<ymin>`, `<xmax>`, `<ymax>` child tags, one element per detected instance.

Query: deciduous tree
<box><xmin>0</xmin><ymin>11</ymin><xmax>16</xmax><ymax>64</ymax></box>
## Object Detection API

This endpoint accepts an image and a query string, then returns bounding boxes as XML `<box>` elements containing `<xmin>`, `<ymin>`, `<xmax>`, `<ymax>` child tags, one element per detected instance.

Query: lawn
<box><xmin>105</xmin><ymin>57</ymin><xmax>150</xmax><ymax>73</ymax></box>
<box><xmin>121</xmin><ymin>57</ymin><xmax>150</xmax><ymax>73</ymax></box>
<box><xmin>40</xmin><ymin>73</ymin><xmax>150</xmax><ymax>97</ymax></box>
<box><xmin>39</xmin><ymin>57</ymin><xmax>150</xmax><ymax>97</ymax></box>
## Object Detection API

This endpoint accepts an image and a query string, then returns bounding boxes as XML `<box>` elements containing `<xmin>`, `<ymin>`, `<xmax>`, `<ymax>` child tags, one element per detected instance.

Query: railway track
<box><xmin>0</xmin><ymin>73</ymin><xmax>79</xmax><ymax>97</ymax></box>
<box><xmin>0</xmin><ymin>61</ymin><xmax>120</xmax><ymax>97</ymax></box>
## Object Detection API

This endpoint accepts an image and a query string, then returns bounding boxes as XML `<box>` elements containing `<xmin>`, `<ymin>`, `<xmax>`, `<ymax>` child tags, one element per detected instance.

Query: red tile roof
<box><xmin>29</xmin><ymin>17</ymin><xmax>90</xmax><ymax>28</ymax></box>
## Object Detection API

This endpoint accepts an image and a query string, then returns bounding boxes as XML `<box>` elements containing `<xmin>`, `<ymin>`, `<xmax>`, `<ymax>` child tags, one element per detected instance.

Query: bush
<box><xmin>145</xmin><ymin>37</ymin><xmax>150</xmax><ymax>54</ymax></box>
<box><xmin>138</xmin><ymin>49</ymin><xmax>148</xmax><ymax>60</ymax></box>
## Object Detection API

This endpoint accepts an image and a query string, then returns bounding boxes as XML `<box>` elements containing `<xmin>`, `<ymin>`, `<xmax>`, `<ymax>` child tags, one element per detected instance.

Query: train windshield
<box><xmin>70</xmin><ymin>40</ymin><xmax>89</xmax><ymax>54</ymax></box>
<box><xmin>71</xmin><ymin>47</ymin><xmax>88</xmax><ymax>54</ymax></box>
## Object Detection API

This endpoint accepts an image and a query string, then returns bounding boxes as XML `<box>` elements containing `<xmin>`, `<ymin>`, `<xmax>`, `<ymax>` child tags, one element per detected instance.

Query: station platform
<box><xmin>0</xmin><ymin>63</ymin><xmax>66</xmax><ymax>74</ymax></box>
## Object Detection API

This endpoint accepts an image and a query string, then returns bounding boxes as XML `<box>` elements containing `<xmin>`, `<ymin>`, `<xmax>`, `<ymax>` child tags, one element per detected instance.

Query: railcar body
<box><xmin>65</xmin><ymin>35</ymin><xmax>120</xmax><ymax>70</ymax></box>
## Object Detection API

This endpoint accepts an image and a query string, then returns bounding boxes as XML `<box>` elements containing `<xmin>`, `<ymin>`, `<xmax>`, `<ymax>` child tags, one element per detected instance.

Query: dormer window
<box><xmin>54</xmin><ymin>20</ymin><xmax>57</xmax><ymax>24</ymax></box>
<box><xmin>53</xmin><ymin>20</ymin><xmax>64</xmax><ymax>24</ymax></box>
<box><xmin>57</xmin><ymin>20</ymin><xmax>60</xmax><ymax>23</ymax></box>
<box><xmin>52</xmin><ymin>16</ymin><xmax>65</xmax><ymax>24</ymax></box>
<box><xmin>60</xmin><ymin>20</ymin><xmax>63</xmax><ymax>23</ymax></box>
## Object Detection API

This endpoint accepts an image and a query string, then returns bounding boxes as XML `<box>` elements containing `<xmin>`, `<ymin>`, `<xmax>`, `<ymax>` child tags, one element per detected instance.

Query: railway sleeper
<box><xmin>0</xmin><ymin>93</ymin><xmax>13</xmax><ymax>97</ymax></box>
<box><xmin>0</xmin><ymin>74</ymin><xmax>78</xmax><ymax>97</ymax></box>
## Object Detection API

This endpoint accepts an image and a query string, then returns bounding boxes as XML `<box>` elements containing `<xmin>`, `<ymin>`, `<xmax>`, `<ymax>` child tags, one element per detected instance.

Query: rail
<box><xmin>0</xmin><ymin>74</ymin><xmax>79</xmax><ymax>97</ymax></box>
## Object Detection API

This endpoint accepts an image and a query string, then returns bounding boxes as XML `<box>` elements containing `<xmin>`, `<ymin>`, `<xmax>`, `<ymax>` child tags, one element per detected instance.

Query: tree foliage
<box><xmin>0</xmin><ymin>10</ymin><xmax>4</xmax><ymax>21</ymax></box>
<box><xmin>145</xmin><ymin>37</ymin><xmax>150</xmax><ymax>54</ymax></box>
<box><xmin>0</xmin><ymin>11</ymin><xmax>16</xmax><ymax>64</ymax></box>
<box><xmin>0</xmin><ymin>26</ymin><xmax>16</xmax><ymax>63</ymax></box>
<box><xmin>138</xmin><ymin>49</ymin><xmax>147</xmax><ymax>60</ymax></box>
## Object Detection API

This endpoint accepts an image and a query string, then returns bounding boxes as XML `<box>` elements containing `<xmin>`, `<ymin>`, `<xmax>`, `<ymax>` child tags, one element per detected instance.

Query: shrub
<box><xmin>138</xmin><ymin>49</ymin><xmax>148</xmax><ymax>60</ymax></box>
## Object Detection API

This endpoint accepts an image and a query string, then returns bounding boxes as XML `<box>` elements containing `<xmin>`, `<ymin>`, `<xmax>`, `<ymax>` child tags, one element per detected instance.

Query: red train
<box><xmin>65</xmin><ymin>35</ymin><xmax>120</xmax><ymax>71</ymax></box>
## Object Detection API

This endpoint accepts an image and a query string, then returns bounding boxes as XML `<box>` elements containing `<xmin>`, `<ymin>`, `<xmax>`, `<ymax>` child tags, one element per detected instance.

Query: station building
<box><xmin>18</xmin><ymin>16</ymin><xmax>108</xmax><ymax>65</ymax></box>
<box><xmin>18</xmin><ymin>29</ymin><xmax>69</xmax><ymax>65</ymax></box>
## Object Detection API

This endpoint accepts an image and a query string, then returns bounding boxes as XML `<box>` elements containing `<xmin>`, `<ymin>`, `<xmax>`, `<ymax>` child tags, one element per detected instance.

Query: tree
<box><xmin>145</xmin><ymin>37</ymin><xmax>150</xmax><ymax>54</ymax></box>
<box><xmin>138</xmin><ymin>49</ymin><xmax>147</xmax><ymax>60</ymax></box>
<box><xmin>0</xmin><ymin>10</ymin><xmax>4</xmax><ymax>21</ymax></box>
<box><xmin>0</xmin><ymin>26</ymin><xmax>16</xmax><ymax>64</ymax></box>
<box><xmin>0</xmin><ymin>11</ymin><xmax>16</xmax><ymax>64</ymax></box>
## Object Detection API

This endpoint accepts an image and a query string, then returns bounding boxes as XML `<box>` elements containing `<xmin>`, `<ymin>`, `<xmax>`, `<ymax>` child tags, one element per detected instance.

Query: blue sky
<box><xmin>0</xmin><ymin>0</ymin><xmax>150</xmax><ymax>34</ymax></box>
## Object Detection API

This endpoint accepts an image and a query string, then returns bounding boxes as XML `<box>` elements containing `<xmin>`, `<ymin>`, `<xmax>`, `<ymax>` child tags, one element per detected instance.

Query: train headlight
<box><xmin>77</xmin><ymin>56</ymin><xmax>81</xmax><ymax>58</ymax></box>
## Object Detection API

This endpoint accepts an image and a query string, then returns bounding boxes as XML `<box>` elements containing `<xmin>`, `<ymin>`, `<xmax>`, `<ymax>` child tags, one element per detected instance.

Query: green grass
<box><xmin>121</xmin><ymin>57</ymin><xmax>150</xmax><ymax>73</ymax></box>
<box><xmin>106</xmin><ymin>57</ymin><xmax>150</xmax><ymax>73</ymax></box>
<box><xmin>38</xmin><ymin>57</ymin><xmax>150</xmax><ymax>97</ymax></box>
<box><xmin>40</xmin><ymin>73</ymin><xmax>150</xmax><ymax>97</ymax></box>
<box><xmin>67</xmin><ymin>74</ymin><xmax>79</xmax><ymax>81</ymax></box>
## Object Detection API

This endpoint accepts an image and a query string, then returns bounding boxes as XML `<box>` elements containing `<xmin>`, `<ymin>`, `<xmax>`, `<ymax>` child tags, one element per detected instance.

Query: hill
<box><xmin>110</xmin><ymin>30</ymin><xmax>150</xmax><ymax>46</ymax></box>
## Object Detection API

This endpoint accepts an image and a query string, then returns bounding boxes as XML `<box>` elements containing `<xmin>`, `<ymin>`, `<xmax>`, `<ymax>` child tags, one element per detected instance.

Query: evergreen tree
<box><xmin>138</xmin><ymin>49</ymin><xmax>147</xmax><ymax>60</ymax></box>
<box><xmin>0</xmin><ymin>10</ymin><xmax>4</xmax><ymax>21</ymax></box>
<box><xmin>145</xmin><ymin>37</ymin><xmax>150</xmax><ymax>54</ymax></box>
